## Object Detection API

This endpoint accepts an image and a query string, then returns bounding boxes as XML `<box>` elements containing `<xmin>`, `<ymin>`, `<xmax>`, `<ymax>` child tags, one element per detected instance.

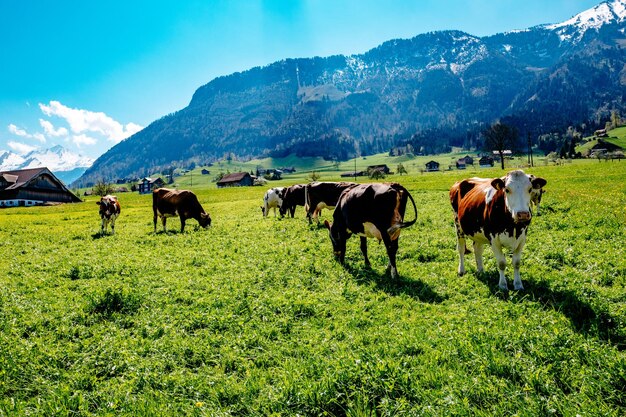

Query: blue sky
<box><xmin>0</xmin><ymin>0</ymin><xmax>600</xmax><ymax>160</ymax></box>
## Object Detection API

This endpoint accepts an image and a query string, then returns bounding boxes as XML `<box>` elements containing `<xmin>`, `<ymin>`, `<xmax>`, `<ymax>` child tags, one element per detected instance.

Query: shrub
<box><xmin>86</xmin><ymin>288</ymin><xmax>141</xmax><ymax>317</ymax></box>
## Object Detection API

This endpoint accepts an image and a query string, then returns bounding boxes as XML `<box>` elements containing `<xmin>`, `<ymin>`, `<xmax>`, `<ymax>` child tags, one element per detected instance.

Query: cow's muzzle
<box><xmin>514</xmin><ymin>211</ymin><xmax>531</xmax><ymax>223</ymax></box>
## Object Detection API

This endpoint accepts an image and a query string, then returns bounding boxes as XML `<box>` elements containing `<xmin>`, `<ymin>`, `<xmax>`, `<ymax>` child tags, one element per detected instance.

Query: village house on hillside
<box><xmin>425</xmin><ymin>160</ymin><xmax>440</xmax><ymax>172</ymax></box>
<box><xmin>0</xmin><ymin>167</ymin><xmax>81</xmax><ymax>207</ymax></box>
<box><xmin>138</xmin><ymin>177</ymin><xmax>165</xmax><ymax>194</ymax></box>
<box><xmin>367</xmin><ymin>164</ymin><xmax>390</xmax><ymax>175</ymax></box>
<box><xmin>216</xmin><ymin>172</ymin><xmax>253</xmax><ymax>188</ymax></box>
<box><xmin>479</xmin><ymin>156</ymin><xmax>495</xmax><ymax>167</ymax></box>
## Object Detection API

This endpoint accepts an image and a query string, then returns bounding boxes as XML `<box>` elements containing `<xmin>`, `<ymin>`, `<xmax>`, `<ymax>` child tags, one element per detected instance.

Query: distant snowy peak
<box><xmin>0</xmin><ymin>146</ymin><xmax>94</xmax><ymax>172</ymax></box>
<box><xmin>546</xmin><ymin>0</ymin><xmax>626</xmax><ymax>41</ymax></box>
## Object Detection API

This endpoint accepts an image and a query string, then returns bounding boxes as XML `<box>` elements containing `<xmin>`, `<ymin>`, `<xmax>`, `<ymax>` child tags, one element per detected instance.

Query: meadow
<box><xmin>1</xmin><ymin>159</ymin><xmax>625</xmax><ymax>416</ymax></box>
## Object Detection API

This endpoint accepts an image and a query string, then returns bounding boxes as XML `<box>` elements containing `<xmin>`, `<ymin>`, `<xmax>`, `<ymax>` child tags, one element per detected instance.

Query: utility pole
<box><xmin>527</xmin><ymin>132</ymin><xmax>533</xmax><ymax>167</ymax></box>
<box><xmin>354</xmin><ymin>157</ymin><xmax>357</xmax><ymax>181</ymax></box>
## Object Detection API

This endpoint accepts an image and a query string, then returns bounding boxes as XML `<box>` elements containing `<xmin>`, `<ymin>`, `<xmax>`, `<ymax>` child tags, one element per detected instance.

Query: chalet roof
<box><xmin>0</xmin><ymin>167</ymin><xmax>52</xmax><ymax>190</ymax></box>
<box><xmin>141</xmin><ymin>177</ymin><xmax>164</xmax><ymax>184</ymax></box>
<box><xmin>0</xmin><ymin>167</ymin><xmax>81</xmax><ymax>202</ymax></box>
<box><xmin>426</xmin><ymin>160</ymin><xmax>439</xmax><ymax>165</ymax></box>
<box><xmin>217</xmin><ymin>172</ymin><xmax>250</xmax><ymax>184</ymax></box>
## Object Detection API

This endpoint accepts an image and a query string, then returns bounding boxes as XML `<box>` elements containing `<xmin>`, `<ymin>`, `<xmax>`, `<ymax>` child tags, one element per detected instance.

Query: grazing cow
<box><xmin>324</xmin><ymin>182</ymin><xmax>418</xmax><ymax>279</ymax></box>
<box><xmin>279</xmin><ymin>184</ymin><xmax>306</xmax><ymax>218</ymax></box>
<box><xmin>153</xmin><ymin>188</ymin><xmax>211</xmax><ymax>233</ymax></box>
<box><xmin>529</xmin><ymin>175</ymin><xmax>546</xmax><ymax>215</ymax></box>
<box><xmin>304</xmin><ymin>181</ymin><xmax>356</xmax><ymax>224</ymax></box>
<box><xmin>260</xmin><ymin>187</ymin><xmax>285</xmax><ymax>217</ymax></box>
<box><xmin>96</xmin><ymin>195</ymin><xmax>121</xmax><ymax>235</ymax></box>
<box><xmin>450</xmin><ymin>170</ymin><xmax>547</xmax><ymax>290</ymax></box>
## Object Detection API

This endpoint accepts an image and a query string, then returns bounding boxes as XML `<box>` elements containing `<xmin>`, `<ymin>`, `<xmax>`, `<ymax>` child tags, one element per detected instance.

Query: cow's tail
<box><xmin>387</xmin><ymin>186</ymin><xmax>418</xmax><ymax>238</ymax></box>
<box><xmin>304</xmin><ymin>183</ymin><xmax>311</xmax><ymax>222</ymax></box>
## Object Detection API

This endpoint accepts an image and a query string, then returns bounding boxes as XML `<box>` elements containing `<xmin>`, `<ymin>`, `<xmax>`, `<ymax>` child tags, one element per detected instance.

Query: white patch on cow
<box><xmin>359</xmin><ymin>222</ymin><xmax>383</xmax><ymax>241</ymax></box>
<box><xmin>484</xmin><ymin>187</ymin><xmax>496</xmax><ymax>205</ymax></box>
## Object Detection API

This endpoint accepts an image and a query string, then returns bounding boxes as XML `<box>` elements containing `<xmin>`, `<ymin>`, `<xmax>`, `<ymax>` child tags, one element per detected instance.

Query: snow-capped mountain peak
<box><xmin>546</xmin><ymin>0</ymin><xmax>626</xmax><ymax>41</ymax></box>
<box><xmin>0</xmin><ymin>145</ymin><xmax>94</xmax><ymax>172</ymax></box>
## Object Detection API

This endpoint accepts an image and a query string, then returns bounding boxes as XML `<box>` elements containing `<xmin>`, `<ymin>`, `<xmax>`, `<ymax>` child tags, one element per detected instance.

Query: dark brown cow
<box><xmin>450</xmin><ymin>170</ymin><xmax>547</xmax><ymax>290</ymax></box>
<box><xmin>153</xmin><ymin>188</ymin><xmax>211</xmax><ymax>233</ymax></box>
<box><xmin>324</xmin><ymin>183</ymin><xmax>417</xmax><ymax>279</ymax></box>
<box><xmin>304</xmin><ymin>181</ymin><xmax>356</xmax><ymax>224</ymax></box>
<box><xmin>279</xmin><ymin>184</ymin><xmax>306</xmax><ymax>218</ymax></box>
<box><xmin>96</xmin><ymin>195</ymin><xmax>121</xmax><ymax>234</ymax></box>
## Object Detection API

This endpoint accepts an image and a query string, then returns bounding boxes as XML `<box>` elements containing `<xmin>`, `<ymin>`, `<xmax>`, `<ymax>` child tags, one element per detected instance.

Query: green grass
<box><xmin>1</xmin><ymin>160</ymin><xmax>625</xmax><ymax>416</ymax></box>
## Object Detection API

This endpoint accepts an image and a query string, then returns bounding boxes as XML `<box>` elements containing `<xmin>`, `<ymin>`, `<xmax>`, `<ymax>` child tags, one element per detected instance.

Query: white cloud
<box><xmin>8</xmin><ymin>123</ymin><xmax>46</xmax><ymax>143</ymax></box>
<box><xmin>7</xmin><ymin>141</ymin><xmax>38</xmax><ymax>155</ymax></box>
<box><xmin>39</xmin><ymin>100</ymin><xmax>143</xmax><ymax>144</ymax></box>
<box><xmin>39</xmin><ymin>119</ymin><xmax>68</xmax><ymax>137</ymax></box>
<box><xmin>72</xmin><ymin>134</ymin><xmax>98</xmax><ymax>148</ymax></box>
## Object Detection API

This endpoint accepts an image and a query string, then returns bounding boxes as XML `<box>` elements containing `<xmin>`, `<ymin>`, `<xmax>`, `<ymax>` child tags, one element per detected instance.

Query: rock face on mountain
<box><xmin>79</xmin><ymin>0</ymin><xmax>626</xmax><ymax>184</ymax></box>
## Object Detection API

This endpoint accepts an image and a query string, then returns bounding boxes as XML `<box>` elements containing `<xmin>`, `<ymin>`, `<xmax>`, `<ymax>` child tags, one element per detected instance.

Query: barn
<box><xmin>0</xmin><ymin>167</ymin><xmax>81</xmax><ymax>207</ymax></box>
<box><xmin>425</xmin><ymin>160</ymin><xmax>440</xmax><ymax>172</ymax></box>
<box><xmin>216</xmin><ymin>172</ymin><xmax>253</xmax><ymax>188</ymax></box>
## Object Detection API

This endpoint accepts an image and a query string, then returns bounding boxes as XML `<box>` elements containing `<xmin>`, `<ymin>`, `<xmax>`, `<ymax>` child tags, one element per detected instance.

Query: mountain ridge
<box><xmin>78</xmin><ymin>0</ymin><xmax>626</xmax><ymax>184</ymax></box>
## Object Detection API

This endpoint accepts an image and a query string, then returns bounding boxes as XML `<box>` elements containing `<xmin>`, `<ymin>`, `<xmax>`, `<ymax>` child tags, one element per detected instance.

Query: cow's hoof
<box><xmin>514</xmin><ymin>284</ymin><xmax>524</xmax><ymax>291</ymax></box>
<box><xmin>498</xmin><ymin>284</ymin><xmax>509</xmax><ymax>291</ymax></box>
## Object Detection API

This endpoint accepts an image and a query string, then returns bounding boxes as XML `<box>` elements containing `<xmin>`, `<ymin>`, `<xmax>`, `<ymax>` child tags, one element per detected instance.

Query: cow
<box><xmin>279</xmin><ymin>184</ymin><xmax>306</xmax><ymax>218</ymax></box>
<box><xmin>261</xmin><ymin>187</ymin><xmax>285</xmax><ymax>217</ymax></box>
<box><xmin>450</xmin><ymin>170</ymin><xmax>547</xmax><ymax>291</ymax></box>
<box><xmin>529</xmin><ymin>175</ymin><xmax>546</xmax><ymax>215</ymax></box>
<box><xmin>324</xmin><ymin>182</ymin><xmax>418</xmax><ymax>279</ymax></box>
<box><xmin>304</xmin><ymin>181</ymin><xmax>356</xmax><ymax>224</ymax></box>
<box><xmin>153</xmin><ymin>188</ymin><xmax>211</xmax><ymax>233</ymax></box>
<box><xmin>96</xmin><ymin>195</ymin><xmax>121</xmax><ymax>235</ymax></box>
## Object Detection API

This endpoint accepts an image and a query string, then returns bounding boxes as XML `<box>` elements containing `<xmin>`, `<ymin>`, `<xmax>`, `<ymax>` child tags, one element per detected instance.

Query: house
<box><xmin>462</xmin><ymin>155</ymin><xmax>474</xmax><ymax>165</ymax></box>
<box><xmin>367</xmin><ymin>164</ymin><xmax>390</xmax><ymax>175</ymax></box>
<box><xmin>594</xmin><ymin>129</ymin><xmax>608</xmax><ymax>138</ymax></box>
<box><xmin>455</xmin><ymin>159</ymin><xmax>467</xmax><ymax>169</ymax></box>
<box><xmin>216</xmin><ymin>172</ymin><xmax>253</xmax><ymax>188</ymax></box>
<box><xmin>138</xmin><ymin>177</ymin><xmax>165</xmax><ymax>194</ymax></box>
<box><xmin>425</xmin><ymin>160</ymin><xmax>440</xmax><ymax>172</ymax></box>
<box><xmin>341</xmin><ymin>171</ymin><xmax>365</xmax><ymax>178</ymax></box>
<box><xmin>479</xmin><ymin>156</ymin><xmax>495</xmax><ymax>167</ymax></box>
<box><xmin>0</xmin><ymin>167</ymin><xmax>81</xmax><ymax>207</ymax></box>
<box><xmin>201</xmin><ymin>169</ymin><xmax>211</xmax><ymax>175</ymax></box>
<box><xmin>281</xmin><ymin>167</ymin><xmax>297</xmax><ymax>174</ymax></box>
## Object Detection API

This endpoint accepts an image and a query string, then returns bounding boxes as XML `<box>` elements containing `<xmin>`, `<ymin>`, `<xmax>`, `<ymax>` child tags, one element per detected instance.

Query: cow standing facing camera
<box><xmin>96</xmin><ymin>195</ymin><xmax>121</xmax><ymax>235</ymax></box>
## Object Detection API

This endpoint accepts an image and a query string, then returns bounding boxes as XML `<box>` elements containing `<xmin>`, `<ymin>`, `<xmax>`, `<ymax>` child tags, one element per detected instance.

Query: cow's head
<box><xmin>491</xmin><ymin>170</ymin><xmax>547</xmax><ymax>223</ymax></box>
<box><xmin>324</xmin><ymin>220</ymin><xmax>345</xmax><ymax>262</ymax></box>
<box><xmin>199</xmin><ymin>212</ymin><xmax>211</xmax><ymax>228</ymax></box>
<box><xmin>96</xmin><ymin>196</ymin><xmax>117</xmax><ymax>219</ymax></box>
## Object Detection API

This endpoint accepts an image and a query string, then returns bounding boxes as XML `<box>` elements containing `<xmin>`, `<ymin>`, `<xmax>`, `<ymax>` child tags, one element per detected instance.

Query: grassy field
<box><xmin>1</xmin><ymin>160</ymin><xmax>625</xmax><ymax>416</ymax></box>
<box><xmin>577</xmin><ymin>126</ymin><xmax>626</xmax><ymax>154</ymax></box>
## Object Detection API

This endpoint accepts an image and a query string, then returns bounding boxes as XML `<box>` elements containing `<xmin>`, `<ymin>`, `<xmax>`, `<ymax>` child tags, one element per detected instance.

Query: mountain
<box><xmin>78</xmin><ymin>0</ymin><xmax>626</xmax><ymax>184</ymax></box>
<box><xmin>0</xmin><ymin>145</ymin><xmax>94</xmax><ymax>185</ymax></box>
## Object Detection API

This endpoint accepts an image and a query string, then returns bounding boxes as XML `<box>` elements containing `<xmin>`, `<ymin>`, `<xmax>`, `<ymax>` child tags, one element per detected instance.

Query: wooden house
<box><xmin>138</xmin><ymin>177</ymin><xmax>165</xmax><ymax>194</ymax></box>
<box><xmin>367</xmin><ymin>164</ymin><xmax>390</xmax><ymax>174</ymax></box>
<box><xmin>201</xmin><ymin>169</ymin><xmax>211</xmax><ymax>175</ymax></box>
<box><xmin>462</xmin><ymin>155</ymin><xmax>474</xmax><ymax>165</ymax></box>
<box><xmin>479</xmin><ymin>156</ymin><xmax>495</xmax><ymax>167</ymax></box>
<box><xmin>0</xmin><ymin>167</ymin><xmax>81</xmax><ymax>207</ymax></box>
<box><xmin>216</xmin><ymin>172</ymin><xmax>253</xmax><ymax>188</ymax></box>
<box><xmin>455</xmin><ymin>159</ymin><xmax>467</xmax><ymax>169</ymax></box>
<box><xmin>425</xmin><ymin>160</ymin><xmax>440</xmax><ymax>172</ymax></box>
<box><xmin>341</xmin><ymin>171</ymin><xmax>365</xmax><ymax>178</ymax></box>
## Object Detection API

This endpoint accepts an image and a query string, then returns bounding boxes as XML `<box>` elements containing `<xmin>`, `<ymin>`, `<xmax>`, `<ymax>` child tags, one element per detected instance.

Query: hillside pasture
<box><xmin>1</xmin><ymin>162</ymin><xmax>625</xmax><ymax>416</ymax></box>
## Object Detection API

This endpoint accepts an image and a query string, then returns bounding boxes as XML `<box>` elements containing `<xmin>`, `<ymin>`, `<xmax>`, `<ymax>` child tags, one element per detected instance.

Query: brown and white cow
<box><xmin>279</xmin><ymin>184</ymin><xmax>306</xmax><ymax>218</ymax></box>
<box><xmin>324</xmin><ymin>182</ymin><xmax>417</xmax><ymax>279</ymax></box>
<box><xmin>96</xmin><ymin>195</ymin><xmax>121</xmax><ymax>235</ymax></box>
<box><xmin>153</xmin><ymin>188</ymin><xmax>211</xmax><ymax>233</ymax></box>
<box><xmin>450</xmin><ymin>170</ymin><xmax>547</xmax><ymax>290</ymax></box>
<box><xmin>469</xmin><ymin>175</ymin><xmax>546</xmax><ymax>215</ymax></box>
<box><xmin>304</xmin><ymin>181</ymin><xmax>356</xmax><ymax>224</ymax></box>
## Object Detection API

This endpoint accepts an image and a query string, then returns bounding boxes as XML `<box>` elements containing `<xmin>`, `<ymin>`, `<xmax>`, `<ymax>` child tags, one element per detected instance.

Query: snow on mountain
<box><xmin>0</xmin><ymin>145</ymin><xmax>94</xmax><ymax>172</ymax></box>
<box><xmin>546</xmin><ymin>0</ymin><xmax>626</xmax><ymax>41</ymax></box>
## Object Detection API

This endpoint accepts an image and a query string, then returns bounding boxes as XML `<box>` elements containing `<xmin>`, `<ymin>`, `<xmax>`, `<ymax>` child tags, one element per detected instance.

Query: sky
<box><xmin>0</xmin><ymin>0</ymin><xmax>601</xmax><ymax>160</ymax></box>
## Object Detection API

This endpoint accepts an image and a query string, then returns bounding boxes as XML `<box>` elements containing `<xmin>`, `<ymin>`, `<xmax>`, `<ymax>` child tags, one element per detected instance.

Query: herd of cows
<box><xmin>97</xmin><ymin>169</ymin><xmax>546</xmax><ymax>291</ymax></box>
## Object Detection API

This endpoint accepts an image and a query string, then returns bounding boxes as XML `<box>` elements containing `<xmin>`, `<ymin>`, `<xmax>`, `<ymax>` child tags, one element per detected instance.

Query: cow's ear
<box><xmin>324</xmin><ymin>219</ymin><xmax>332</xmax><ymax>230</ymax></box>
<box><xmin>96</xmin><ymin>201</ymin><xmax>102</xmax><ymax>205</ymax></box>
<box><xmin>531</xmin><ymin>177</ymin><xmax>547</xmax><ymax>189</ymax></box>
<box><xmin>491</xmin><ymin>178</ymin><xmax>505</xmax><ymax>190</ymax></box>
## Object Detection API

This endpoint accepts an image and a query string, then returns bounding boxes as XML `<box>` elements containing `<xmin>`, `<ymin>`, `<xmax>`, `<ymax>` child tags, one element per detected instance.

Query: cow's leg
<box><xmin>383</xmin><ymin>235</ymin><xmax>399</xmax><ymax>279</ymax></box>
<box><xmin>474</xmin><ymin>241</ymin><xmax>485</xmax><ymax>273</ymax></box>
<box><xmin>153</xmin><ymin>214</ymin><xmax>158</xmax><ymax>233</ymax></box>
<box><xmin>101</xmin><ymin>218</ymin><xmax>106</xmax><ymax>234</ymax></box>
<box><xmin>512</xmin><ymin>241</ymin><xmax>525</xmax><ymax>291</ymax></box>
<box><xmin>161</xmin><ymin>216</ymin><xmax>167</xmax><ymax>232</ymax></box>
<box><xmin>491</xmin><ymin>242</ymin><xmax>508</xmax><ymax>290</ymax></box>
<box><xmin>180</xmin><ymin>217</ymin><xmax>186</xmax><ymax>233</ymax></box>
<box><xmin>455</xmin><ymin>222</ymin><xmax>466</xmax><ymax>276</ymax></box>
<box><xmin>360</xmin><ymin>237</ymin><xmax>371</xmax><ymax>267</ymax></box>
<box><xmin>110</xmin><ymin>216</ymin><xmax>116</xmax><ymax>235</ymax></box>
<box><xmin>290</xmin><ymin>207</ymin><xmax>295</xmax><ymax>218</ymax></box>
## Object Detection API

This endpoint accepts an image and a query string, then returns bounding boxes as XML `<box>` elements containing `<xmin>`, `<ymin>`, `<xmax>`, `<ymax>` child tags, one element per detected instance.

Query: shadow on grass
<box><xmin>343</xmin><ymin>263</ymin><xmax>446</xmax><ymax>304</ymax></box>
<box><xmin>475</xmin><ymin>271</ymin><xmax>625</xmax><ymax>350</ymax></box>
<box><xmin>91</xmin><ymin>232</ymin><xmax>111</xmax><ymax>239</ymax></box>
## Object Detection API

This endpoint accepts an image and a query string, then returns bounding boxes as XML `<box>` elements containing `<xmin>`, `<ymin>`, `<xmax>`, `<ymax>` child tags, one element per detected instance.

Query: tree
<box><xmin>483</xmin><ymin>122</ymin><xmax>518</xmax><ymax>170</ymax></box>
<box><xmin>309</xmin><ymin>171</ymin><xmax>321</xmax><ymax>182</ymax></box>
<box><xmin>397</xmin><ymin>163</ymin><xmax>407</xmax><ymax>175</ymax></box>
<box><xmin>93</xmin><ymin>180</ymin><xmax>114</xmax><ymax>197</ymax></box>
